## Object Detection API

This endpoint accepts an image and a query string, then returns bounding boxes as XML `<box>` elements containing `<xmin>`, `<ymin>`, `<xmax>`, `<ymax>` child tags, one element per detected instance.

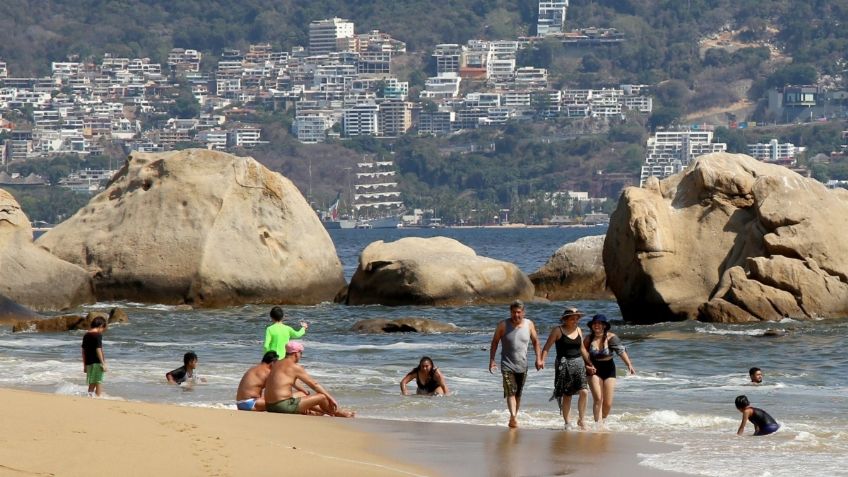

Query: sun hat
<box><xmin>588</xmin><ymin>314</ymin><xmax>611</xmax><ymax>330</ymax></box>
<box><xmin>560</xmin><ymin>307</ymin><xmax>584</xmax><ymax>320</ymax></box>
<box><xmin>285</xmin><ymin>341</ymin><xmax>304</xmax><ymax>355</ymax></box>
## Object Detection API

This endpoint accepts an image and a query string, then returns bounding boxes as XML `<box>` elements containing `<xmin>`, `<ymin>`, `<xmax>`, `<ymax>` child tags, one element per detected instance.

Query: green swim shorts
<box><xmin>86</xmin><ymin>363</ymin><xmax>104</xmax><ymax>385</ymax></box>
<box><xmin>266</xmin><ymin>397</ymin><xmax>301</xmax><ymax>414</ymax></box>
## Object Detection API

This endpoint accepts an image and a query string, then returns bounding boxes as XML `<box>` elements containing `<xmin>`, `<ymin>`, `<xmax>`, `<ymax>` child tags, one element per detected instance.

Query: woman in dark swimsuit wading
<box><xmin>584</xmin><ymin>314</ymin><xmax>636</xmax><ymax>429</ymax></box>
<box><xmin>400</xmin><ymin>356</ymin><xmax>449</xmax><ymax>396</ymax></box>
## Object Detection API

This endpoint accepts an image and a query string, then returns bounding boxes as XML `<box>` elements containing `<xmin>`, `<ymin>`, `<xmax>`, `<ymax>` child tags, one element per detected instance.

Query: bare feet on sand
<box><xmin>508</xmin><ymin>416</ymin><xmax>518</xmax><ymax>428</ymax></box>
<box><xmin>577</xmin><ymin>419</ymin><xmax>587</xmax><ymax>431</ymax></box>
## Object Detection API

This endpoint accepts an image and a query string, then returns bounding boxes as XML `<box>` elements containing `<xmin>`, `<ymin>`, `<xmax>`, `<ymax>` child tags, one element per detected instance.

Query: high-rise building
<box><xmin>309</xmin><ymin>18</ymin><xmax>355</xmax><ymax>55</ymax></box>
<box><xmin>537</xmin><ymin>1</ymin><xmax>568</xmax><ymax>36</ymax></box>
<box><xmin>640</xmin><ymin>130</ymin><xmax>727</xmax><ymax>186</ymax></box>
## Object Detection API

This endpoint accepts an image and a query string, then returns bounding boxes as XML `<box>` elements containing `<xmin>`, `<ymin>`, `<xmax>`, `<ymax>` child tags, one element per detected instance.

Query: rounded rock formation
<box><xmin>351</xmin><ymin>318</ymin><xmax>461</xmax><ymax>333</ymax></box>
<box><xmin>0</xmin><ymin>189</ymin><xmax>94</xmax><ymax>311</ymax></box>
<box><xmin>343</xmin><ymin>236</ymin><xmax>534</xmax><ymax>306</ymax></box>
<box><xmin>36</xmin><ymin>149</ymin><xmax>345</xmax><ymax>307</ymax></box>
<box><xmin>530</xmin><ymin>235</ymin><xmax>612</xmax><ymax>301</ymax></box>
<box><xmin>604</xmin><ymin>152</ymin><xmax>848</xmax><ymax>323</ymax></box>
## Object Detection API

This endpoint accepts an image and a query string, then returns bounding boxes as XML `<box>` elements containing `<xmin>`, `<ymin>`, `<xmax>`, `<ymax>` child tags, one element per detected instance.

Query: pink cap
<box><xmin>285</xmin><ymin>341</ymin><xmax>304</xmax><ymax>354</ymax></box>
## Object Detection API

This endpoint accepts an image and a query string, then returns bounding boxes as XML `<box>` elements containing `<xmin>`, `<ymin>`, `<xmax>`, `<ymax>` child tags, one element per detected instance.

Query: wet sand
<box><xmin>355</xmin><ymin>419</ymin><xmax>689</xmax><ymax>477</ymax></box>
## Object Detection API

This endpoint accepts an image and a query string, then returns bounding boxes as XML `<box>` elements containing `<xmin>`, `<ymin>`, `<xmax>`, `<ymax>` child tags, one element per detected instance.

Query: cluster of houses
<box><xmin>0</xmin><ymin>51</ymin><xmax>269</xmax><ymax>166</ymax></box>
<box><xmin>1</xmin><ymin>0</ymin><xmax>844</xmax><ymax>199</ymax></box>
<box><xmin>0</xmin><ymin>1</ymin><xmax>646</xmax><ymax>165</ymax></box>
<box><xmin>291</xmin><ymin>15</ymin><xmax>644</xmax><ymax>142</ymax></box>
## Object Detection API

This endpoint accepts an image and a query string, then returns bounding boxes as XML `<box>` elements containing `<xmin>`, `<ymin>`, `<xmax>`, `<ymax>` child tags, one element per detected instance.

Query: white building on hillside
<box><xmin>537</xmin><ymin>1</ymin><xmax>568</xmax><ymax>36</ymax></box>
<box><xmin>748</xmin><ymin>139</ymin><xmax>799</xmax><ymax>164</ymax></box>
<box><xmin>343</xmin><ymin>103</ymin><xmax>379</xmax><ymax>137</ymax></box>
<box><xmin>309</xmin><ymin>18</ymin><xmax>355</xmax><ymax>55</ymax></box>
<box><xmin>421</xmin><ymin>73</ymin><xmax>462</xmax><ymax>99</ymax></box>
<box><xmin>640</xmin><ymin>130</ymin><xmax>727</xmax><ymax>186</ymax></box>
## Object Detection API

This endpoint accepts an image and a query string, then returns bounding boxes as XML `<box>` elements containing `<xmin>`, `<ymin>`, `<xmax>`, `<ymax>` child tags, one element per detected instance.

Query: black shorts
<box><xmin>592</xmin><ymin>359</ymin><xmax>616</xmax><ymax>380</ymax></box>
<box><xmin>502</xmin><ymin>370</ymin><xmax>527</xmax><ymax>398</ymax></box>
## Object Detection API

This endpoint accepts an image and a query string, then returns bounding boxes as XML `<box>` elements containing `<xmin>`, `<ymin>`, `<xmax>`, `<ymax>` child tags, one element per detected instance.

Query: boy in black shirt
<box><xmin>81</xmin><ymin>317</ymin><xmax>108</xmax><ymax>397</ymax></box>
<box><xmin>166</xmin><ymin>352</ymin><xmax>206</xmax><ymax>386</ymax></box>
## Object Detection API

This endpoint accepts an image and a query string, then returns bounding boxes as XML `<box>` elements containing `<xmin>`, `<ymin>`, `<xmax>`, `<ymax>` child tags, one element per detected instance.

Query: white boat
<box><xmin>352</xmin><ymin>159</ymin><xmax>404</xmax><ymax>229</ymax></box>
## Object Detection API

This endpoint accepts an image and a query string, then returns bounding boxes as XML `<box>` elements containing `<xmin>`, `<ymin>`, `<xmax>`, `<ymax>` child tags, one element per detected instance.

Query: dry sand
<box><xmin>0</xmin><ymin>388</ymin><xmax>688</xmax><ymax>477</ymax></box>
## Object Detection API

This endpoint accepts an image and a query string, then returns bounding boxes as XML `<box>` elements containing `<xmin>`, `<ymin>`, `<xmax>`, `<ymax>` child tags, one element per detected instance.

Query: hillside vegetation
<box><xmin>1</xmin><ymin>1</ymin><xmax>846</xmax><ymax>222</ymax></box>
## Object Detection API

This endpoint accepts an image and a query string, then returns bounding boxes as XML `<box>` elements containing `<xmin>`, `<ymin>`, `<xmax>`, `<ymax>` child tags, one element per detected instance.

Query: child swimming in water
<box><xmin>735</xmin><ymin>395</ymin><xmax>780</xmax><ymax>436</ymax></box>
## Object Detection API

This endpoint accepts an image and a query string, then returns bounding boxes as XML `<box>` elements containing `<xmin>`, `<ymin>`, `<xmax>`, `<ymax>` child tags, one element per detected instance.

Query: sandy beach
<box><xmin>0</xmin><ymin>388</ymin><xmax>689</xmax><ymax>477</ymax></box>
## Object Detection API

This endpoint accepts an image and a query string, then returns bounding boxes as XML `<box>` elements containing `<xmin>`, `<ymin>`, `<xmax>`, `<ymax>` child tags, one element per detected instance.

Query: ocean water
<box><xmin>2</xmin><ymin>226</ymin><xmax>847</xmax><ymax>477</ymax></box>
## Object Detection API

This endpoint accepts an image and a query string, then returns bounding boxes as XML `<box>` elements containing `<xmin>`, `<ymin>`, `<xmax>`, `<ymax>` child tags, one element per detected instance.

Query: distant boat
<box><xmin>352</xmin><ymin>159</ymin><xmax>404</xmax><ymax>229</ymax></box>
<box><xmin>321</xmin><ymin>192</ymin><xmax>356</xmax><ymax>229</ymax></box>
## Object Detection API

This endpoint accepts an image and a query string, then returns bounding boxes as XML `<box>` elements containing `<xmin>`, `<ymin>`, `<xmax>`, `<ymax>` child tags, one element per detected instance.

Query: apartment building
<box><xmin>232</xmin><ymin>127</ymin><xmax>264</xmax><ymax>148</ymax></box>
<box><xmin>197</xmin><ymin>129</ymin><xmax>229</xmax><ymax>150</ymax></box>
<box><xmin>748</xmin><ymin>139</ymin><xmax>799</xmax><ymax>164</ymax></box>
<box><xmin>537</xmin><ymin>1</ymin><xmax>568</xmax><ymax>37</ymax></box>
<box><xmin>309</xmin><ymin>18</ymin><xmax>355</xmax><ymax>55</ymax></box>
<box><xmin>378</xmin><ymin>100</ymin><xmax>412</xmax><ymax>137</ymax></box>
<box><xmin>167</xmin><ymin>48</ymin><xmax>202</xmax><ymax>73</ymax></box>
<box><xmin>418</xmin><ymin>110</ymin><xmax>455</xmax><ymax>136</ymax></box>
<box><xmin>343</xmin><ymin>102</ymin><xmax>379</xmax><ymax>136</ymax></box>
<box><xmin>433</xmin><ymin>44</ymin><xmax>464</xmax><ymax>75</ymax></box>
<box><xmin>514</xmin><ymin>67</ymin><xmax>548</xmax><ymax>89</ymax></box>
<box><xmin>421</xmin><ymin>73</ymin><xmax>462</xmax><ymax>99</ymax></box>
<box><xmin>640</xmin><ymin>130</ymin><xmax>727</xmax><ymax>186</ymax></box>
<box><xmin>293</xmin><ymin>113</ymin><xmax>334</xmax><ymax>143</ymax></box>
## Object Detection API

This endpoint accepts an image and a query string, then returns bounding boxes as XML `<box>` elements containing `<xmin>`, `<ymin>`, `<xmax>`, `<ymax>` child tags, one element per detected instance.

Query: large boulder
<box><xmin>604</xmin><ymin>152</ymin><xmax>848</xmax><ymax>323</ymax></box>
<box><xmin>0</xmin><ymin>189</ymin><xmax>95</xmax><ymax>311</ymax></box>
<box><xmin>343</xmin><ymin>236</ymin><xmax>534</xmax><ymax>306</ymax></box>
<box><xmin>36</xmin><ymin>149</ymin><xmax>345</xmax><ymax>307</ymax></box>
<box><xmin>529</xmin><ymin>235</ymin><xmax>612</xmax><ymax>300</ymax></box>
<box><xmin>351</xmin><ymin>318</ymin><xmax>461</xmax><ymax>333</ymax></box>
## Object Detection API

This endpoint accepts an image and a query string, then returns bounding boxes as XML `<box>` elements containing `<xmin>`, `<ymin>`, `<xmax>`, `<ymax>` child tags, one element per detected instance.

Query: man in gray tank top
<box><xmin>489</xmin><ymin>300</ymin><xmax>542</xmax><ymax>428</ymax></box>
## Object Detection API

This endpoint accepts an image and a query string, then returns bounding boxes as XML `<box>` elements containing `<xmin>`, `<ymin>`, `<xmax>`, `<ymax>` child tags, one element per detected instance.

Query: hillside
<box><xmin>1</xmin><ymin>1</ymin><xmax>847</xmax><ymax>223</ymax></box>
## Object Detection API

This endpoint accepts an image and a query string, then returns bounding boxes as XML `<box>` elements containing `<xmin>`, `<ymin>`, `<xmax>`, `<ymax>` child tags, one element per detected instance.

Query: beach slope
<box><xmin>0</xmin><ymin>389</ymin><xmax>423</xmax><ymax>477</ymax></box>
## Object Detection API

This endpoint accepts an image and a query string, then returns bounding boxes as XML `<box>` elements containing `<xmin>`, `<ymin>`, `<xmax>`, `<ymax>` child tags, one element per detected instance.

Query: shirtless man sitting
<box><xmin>264</xmin><ymin>341</ymin><xmax>354</xmax><ymax>417</ymax></box>
<box><xmin>235</xmin><ymin>351</ymin><xmax>279</xmax><ymax>411</ymax></box>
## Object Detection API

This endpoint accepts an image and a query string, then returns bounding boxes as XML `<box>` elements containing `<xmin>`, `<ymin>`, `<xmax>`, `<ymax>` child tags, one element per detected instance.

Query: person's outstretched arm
<box><xmin>489</xmin><ymin>322</ymin><xmax>505</xmax><ymax>373</ymax></box>
<box><xmin>540</xmin><ymin>326</ymin><xmax>560</xmax><ymax>366</ymax></box>
<box><xmin>434</xmin><ymin>369</ymin><xmax>449</xmax><ymax>395</ymax></box>
<box><xmin>291</xmin><ymin>322</ymin><xmax>308</xmax><ymax>338</ymax></box>
<box><xmin>609</xmin><ymin>334</ymin><xmax>635</xmax><ymax>374</ymax></box>
<box><xmin>399</xmin><ymin>372</ymin><xmax>415</xmax><ymax>395</ymax></box>
<box><xmin>737</xmin><ymin>408</ymin><xmax>752</xmax><ymax>435</ymax></box>
<box><xmin>530</xmin><ymin>321</ymin><xmax>543</xmax><ymax>371</ymax></box>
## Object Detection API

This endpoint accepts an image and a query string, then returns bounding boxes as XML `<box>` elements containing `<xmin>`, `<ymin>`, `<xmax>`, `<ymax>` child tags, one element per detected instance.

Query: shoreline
<box><xmin>0</xmin><ymin>387</ymin><xmax>688</xmax><ymax>477</ymax></box>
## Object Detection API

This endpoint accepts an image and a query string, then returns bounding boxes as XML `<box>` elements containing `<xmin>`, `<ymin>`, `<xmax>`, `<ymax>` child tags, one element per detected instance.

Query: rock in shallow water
<box><xmin>342</xmin><ymin>236</ymin><xmax>534</xmax><ymax>306</ymax></box>
<box><xmin>0</xmin><ymin>189</ymin><xmax>94</xmax><ymax>312</ymax></box>
<box><xmin>529</xmin><ymin>235</ymin><xmax>612</xmax><ymax>301</ymax></box>
<box><xmin>604</xmin><ymin>152</ymin><xmax>848</xmax><ymax>323</ymax></box>
<box><xmin>351</xmin><ymin>318</ymin><xmax>460</xmax><ymax>333</ymax></box>
<box><xmin>36</xmin><ymin>149</ymin><xmax>344</xmax><ymax>307</ymax></box>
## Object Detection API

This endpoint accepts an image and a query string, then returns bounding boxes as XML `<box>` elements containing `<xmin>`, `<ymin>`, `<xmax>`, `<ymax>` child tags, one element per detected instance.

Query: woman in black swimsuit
<box><xmin>584</xmin><ymin>314</ymin><xmax>636</xmax><ymax>428</ymax></box>
<box><xmin>541</xmin><ymin>307</ymin><xmax>596</xmax><ymax>430</ymax></box>
<box><xmin>400</xmin><ymin>356</ymin><xmax>449</xmax><ymax>396</ymax></box>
